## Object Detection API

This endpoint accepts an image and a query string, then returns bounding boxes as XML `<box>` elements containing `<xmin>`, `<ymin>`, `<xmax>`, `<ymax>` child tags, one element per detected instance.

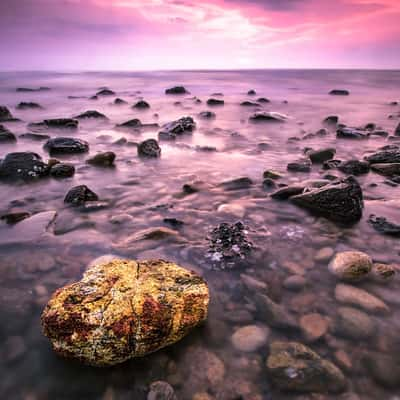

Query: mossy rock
<box><xmin>41</xmin><ymin>259</ymin><xmax>209</xmax><ymax>366</ymax></box>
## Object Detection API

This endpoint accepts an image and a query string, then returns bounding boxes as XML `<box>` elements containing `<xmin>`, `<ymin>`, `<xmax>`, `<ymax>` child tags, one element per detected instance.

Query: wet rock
<box><xmin>247</xmin><ymin>89</ymin><xmax>256</xmax><ymax>95</ymax></box>
<box><xmin>158</xmin><ymin>116</ymin><xmax>196</xmax><ymax>140</ymax></box>
<box><xmin>17</xmin><ymin>86</ymin><xmax>50</xmax><ymax>92</ymax></box>
<box><xmin>300</xmin><ymin>313</ymin><xmax>329</xmax><ymax>342</ymax></box>
<box><xmin>86</xmin><ymin>151</ymin><xmax>116</xmax><ymax>167</ymax></box>
<box><xmin>338</xmin><ymin>160</ymin><xmax>370</xmax><ymax>175</ymax></box>
<box><xmin>266</xmin><ymin>341</ymin><xmax>346</xmax><ymax>393</ymax></box>
<box><xmin>395</xmin><ymin>122</ymin><xmax>400</xmax><ymax>136</ymax></box>
<box><xmin>314</xmin><ymin>247</ymin><xmax>334</xmax><ymax>262</ymax></box>
<box><xmin>370</xmin><ymin>162</ymin><xmax>400</xmax><ymax>176</ymax></box>
<box><xmin>254</xmin><ymin>293</ymin><xmax>298</xmax><ymax>331</ymax></box>
<box><xmin>334</xmin><ymin>307</ymin><xmax>376</xmax><ymax>339</ymax></box>
<box><xmin>262</xmin><ymin>178</ymin><xmax>276</xmax><ymax>190</ymax></box>
<box><xmin>270</xmin><ymin>185</ymin><xmax>304</xmax><ymax>200</ymax></box>
<box><xmin>44</xmin><ymin>137</ymin><xmax>89</xmax><ymax>154</ymax></box>
<box><xmin>334</xmin><ymin>283</ymin><xmax>390</xmax><ymax>314</ymax></box>
<box><xmin>336</xmin><ymin>127</ymin><xmax>368</xmax><ymax>139</ymax></box>
<box><xmin>257</xmin><ymin>97</ymin><xmax>270</xmax><ymax>103</ymax></box>
<box><xmin>365</xmin><ymin>148</ymin><xmax>400</xmax><ymax>164</ymax></box>
<box><xmin>307</xmin><ymin>148</ymin><xmax>336</xmax><ymax>163</ymax></box>
<box><xmin>198</xmin><ymin>111</ymin><xmax>216</xmax><ymax>119</ymax></box>
<box><xmin>283</xmin><ymin>275</ymin><xmax>307</xmax><ymax>291</ymax></box>
<box><xmin>324</xmin><ymin>115</ymin><xmax>339</xmax><ymax>125</ymax></box>
<box><xmin>263</xmin><ymin>170</ymin><xmax>282</xmax><ymax>180</ymax></box>
<box><xmin>328</xmin><ymin>251</ymin><xmax>372</xmax><ymax>281</ymax></box>
<box><xmin>0</xmin><ymin>211</ymin><xmax>31</xmax><ymax>224</ymax></box>
<box><xmin>0</xmin><ymin>124</ymin><xmax>17</xmax><ymax>142</ymax></box>
<box><xmin>207</xmin><ymin>98</ymin><xmax>224</xmax><ymax>106</ymax></box>
<box><xmin>41</xmin><ymin>259</ymin><xmax>209</xmax><ymax>366</ymax></box>
<box><xmin>96</xmin><ymin>89</ymin><xmax>115</xmax><ymax>96</ymax></box>
<box><xmin>19</xmin><ymin>132</ymin><xmax>50</xmax><ymax>141</ymax></box>
<box><xmin>138</xmin><ymin>139</ymin><xmax>161</xmax><ymax>158</ymax></box>
<box><xmin>323</xmin><ymin>159</ymin><xmax>342</xmax><ymax>170</ymax></box>
<box><xmin>240</xmin><ymin>101</ymin><xmax>259</xmax><ymax>107</ymax></box>
<box><xmin>114</xmin><ymin>98</ymin><xmax>127</xmax><ymax>105</ymax></box>
<box><xmin>0</xmin><ymin>152</ymin><xmax>49</xmax><ymax>181</ymax></box>
<box><xmin>231</xmin><ymin>325</ymin><xmax>269</xmax><ymax>352</ymax></box>
<box><xmin>117</xmin><ymin>118</ymin><xmax>142</xmax><ymax>128</ymax></box>
<box><xmin>287</xmin><ymin>158</ymin><xmax>312</xmax><ymax>172</ymax></box>
<box><xmin>207</xmin><ymin>221</ymin><xmax>252</xmax><ymax>269</ymax></box>
<box><xmin>249</xmin><ymin>111</ymin><xmax>288</xmax><ymax>123</ymax></box>
<box><xmin>291</xmin><ymin>176</ymin><xmax>363</xmax><ymax>224</ymax></box>
<box><xmin>368</xmin><ymin>214</ymin><xmax>400</xmax><ymax>236</ymax></box>
<box><xmin>219</xmin><ymin>177</ymin><xmax>253</xmax><ymax>191</ymax></box>
<box><xmin>32</xmin><ymin>118</ymin><xmax>79</xmax><ymax>129</ymax></box>
<box><xmin>0</xmin><ymin>106</ymin><xmax>14</xmax><ymax>121</ymax></box>
<box><xmin>122</xmin><ymin>227</ymin><xmax>182</xmax><ymax>244</ymax></box>
<box><xmin>50</xmin><ymin>163</ymin><xmax>75</xmax><ymax>178</ymax></box>
<box><xmin>217</xmin><ymin>203</ymin><xmax>245</xmax><ymax>218</ymax></box>
<box><xmin>329</xmin><ymin>89</ymin><xmax>349</xmax><ymax>96</ymax></box>
<box><xmin>16</xmin><ymin>102</ymin><xmax>42</xmax><ymax>110</ymax></box>
<box><xmin>370</xmin><ymin>263</ymin><xmax>396</xmax><ymax>283</ymax></box>
<box><xmin>363</xmin><ymin>353</ymin><xmax>400</xmax><ymax>388</ymax></box>
<box><xmin>165</xmin><ymin>86</ymin><xmax>189</xmax><ymax>95</ymax></box>
<box><xmin>64</xmin><ymin>185</ymin><xmax>99</xmax><ymax>205</ymax></box>
<box><xmin>74</xmin><ymin>110</ymin><xmax>108</xmax><ymax>119</ymax></box>
<box><xmin>133</xmin><ymin>100</ymin><xmax>150</xmax><ymax>109</ymax></box>
<box><xmin>147</xmin><ymin>381</ymin><xmax>177</xmax><ymax>400</ymax></box>
<box><xmin>163</xmin><ymin>218</ymin><xmax>184</xmax><ymax>228</ymax></box>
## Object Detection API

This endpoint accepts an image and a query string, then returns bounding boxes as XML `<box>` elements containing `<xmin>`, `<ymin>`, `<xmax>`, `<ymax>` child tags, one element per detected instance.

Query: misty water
<box><xmin>1</xmin><ymin>70</ymin><xmax>400</xmax><ymax>399</ymax></box>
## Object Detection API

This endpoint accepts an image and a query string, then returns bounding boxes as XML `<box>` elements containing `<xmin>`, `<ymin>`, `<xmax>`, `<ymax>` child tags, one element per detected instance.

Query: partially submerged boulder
<box><xmin>64</xmin><ymin>185</ymin><xmax>98</xmax><ymax>205</ymax></box>
<box><xmin>0</xmin><ymin>152</ymin><xmax>49</xmax><ymax>181</ymax></box>
<box><xmin>249</xmin><ymin>112</ymin><xmax>288</xmax><ymax>123</ymax></box>
<box><xmin>138</xmin><ymin>139</ymin><xmax>161</xmax><ymax>158</ymax></box>
<box><xmin>158</xmin><ymin>116</ymin><xmax>196</xmax><ymax>140</ymax></box>
<box><xmin>41</xmin><ymin>259</ymin><xmax>209</xmax><ymax>366</ymax></box>
<box><xmin>30</xmin><ymin>119</ymin><xmax>79</xmax><ymax>130</ymax></box>
<box><xmin>165</xmin><ymin>86</ymin><xmax>189</xmax><ymax>95</ymax></box>
<box><xmin>0</xmin><ymin>106</ymin><xmax>15</xmax><ymax>122</ymax></box>
<box><xmin>44</xmin><ymin>137</ymin><xmax>89</xmax><ymax>155</ymax></box>
<box><xmin>0</xmin><ymin>124</ymin><xmax>17</xmax><ymax>142</ymax></box>
<box><xmin>74</xmin><ymin>110</ymin><xmax>108</xmax><ymax>120</ymax></box>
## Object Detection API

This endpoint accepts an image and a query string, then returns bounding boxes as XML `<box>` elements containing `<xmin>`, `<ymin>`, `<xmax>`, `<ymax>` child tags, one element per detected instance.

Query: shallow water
<box><xmin>0</xmin><ymin>70</ymin><xmax>400</xmax><ymax>400</ymax></box>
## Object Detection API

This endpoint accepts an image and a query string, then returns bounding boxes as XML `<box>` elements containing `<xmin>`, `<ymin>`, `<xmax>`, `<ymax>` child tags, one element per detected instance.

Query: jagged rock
<box><xmin>16</xmin><ymin>102</ymin><xmax>42</xmax><ymax>110</ymax></box>
<box><xmin>44</xmin><ymin>137</ymin><xmax>89</xmax><ymax>154</ymax></box>
<box><xmin>86</xmin><ymin>152</ymin><xmax>116</xmax><ymax>167</ymax></box>
<box><xmin>0</xmin><ymin>106</ymin><xmax>14</xmax><ymax>121</ymax></box>
<box><xmin>291</xmin><ymin>176</ymin><xmax>363</xmax><ymax>224</ymax></box>
<box><xmin>74</xmin><ymin>110</ymin><xmax>108</xmax><ymax>119</ymax></box>
<box><xmin>368</xmin><ymin>214</ymin><xmax>400</xmax><ymax>236</ymax></box>
<box><xmin>133</xmin><ymin>100</ymin><xmax>150</xmax><ymax>109</ymax></box>
<box><xmin>198</xmin><ymin>111</ymin><xmax>216</xmax><ymax>119</ymax></box>
<box><xmin>0</xmin><ymin>152</ymin><xmax>49</xmax><ymax>181</ymax></box>
<box><xmin>64</xmin><ymin>185</ymin><xmax>99</xmax><ymax>205</ymax></box>
<box><xmin>50</xmin><ymin>163</ymin><xmax>75</xmax><ymax>178</ymax></box>
<box><xmin>249</xmin><ymin>111</ymin><xmax>288</xmax><ymax>122</ymax></box>
<box><xmin>207</xmin><ymin>98</ymin><xmax>224</xmax><ymax>106</ymax></box>
<box><xmin>266</xmin><ymin>341</ymin><xmax>346</xmax><ymax>393</ymax></box>
<box><xmin>96</xmin><ymin>89</ymin><xmax>115</xmax><ymax>96</ymax></box>
<box><xmin>165</xmin><ymin>86</ymin><xmax>189</xmax><ymax>95</ymax></box>
<box><xmin>329</xmin><ymin>89</ymin><xmax>349</xmax><ymax>96</ymax></box>
<box><xmin>287</xmin><ymin>159</ymin><xmax>311</xmax><ymax>172</ymax></box>
<box><xmin>41</xmin><ymin>259</ymin><xmax>209</xmax><ymax>366</ymax></box>
<box><xmin>307</xmin><ymin>148</ymin><xmax>336</xmax><ymax>163</ymax></box>
<box><xmin>158</xmin><ymin>117</ymin><xmax>196</xmax><ymax>140</ymax></box>
<box><xmin>338</xmin><ymin>160</ymin><xmax>370</xmax><ymax>175</ymax></box>
<box><xmin>337</xmin><ymin>127</ymin><xmax>368</xmax><ymax>139</ymax></box>
<box><xmin>138</xmin><ymin>139</ymin><xmax>161</xmax><ymax>158</ymax></box>
<box><xmin>365</xmin><ymin>149</ymin><xmax>400</xmax><ymax>164</ymax></box>
<box><xmin>0</xmin><ymin>124</ymin><xmax>17</xmax><ymax>142</ymax></box>
<box><xmin>328</xmin><ymin>251</ymin><xmax>372</xmax><ymax>281</ymax></box>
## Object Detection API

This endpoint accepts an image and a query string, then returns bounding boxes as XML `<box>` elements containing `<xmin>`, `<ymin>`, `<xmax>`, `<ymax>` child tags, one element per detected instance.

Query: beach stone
<box><xmin>16</xmin><ymin>102</ymin><xmax>42</xmax><ymax>110</ymax></box>
<box><xmin>370</xmin><ymin>163</ymin><xmax>400</xmax><ymax>176</ymax></box>
<box><xmin>87</xmin><ymin>152</ymin><xmax>116</xmax><ymax>167</ymax></box>
<box><xmin>114</xmin><ymin>98</ymin><xmax>127</xmax><ymax>105</ymax></box>
<box><xmin>283</xmin><ymin>275</ymin><xmax>307</xmax><ymax>291</ymax></box>
<box><xmin>336</xmin><ymin>127</ymin><xmax>368</xmax><ymax>139</ymax></box>
<box><xmin>300</xmin><ymin>313</ymin><xmax>329</xmax><ymax>342</ymax></box>
<box><xmin>198</xmin><ymin>111</ymin><xmax>216</xmax><ymax>119</ymax></box>
<box><xmin>330</xmin><ymin>89</ymin><xmax>349</xmax><ymax>96</ymax></box>
<box><xmin>324</xmin><ymin>115</ymin><xmax>339</xmax><ymax>125</ymax></box>
<box><xmin>287</xmin><ymin>158</ymin><xmax>312</xmax><ymax>172</ymax></box>
<box><xmin>0</xmin><ymin>124</ymin><xmax>17</xmax><ymax>142</ymax></box>
<box><xmin>75</xmin><ymin>110</ymin><xmax>108</xmax><ymax>119</ymax></box>
<box><xmin>249</xmin><ymin>111</ymin><xmax>288</xmax><ymax>123</ymax></box>
<box><xmin>368</xmin><ymin>215</ymin><xmax>400</xmax><ymax>236</ymax></box>
<box><xmin>328</xmin><ymin>251</ymin><xmax>372</xmax><ymax>281</ymax></box>
<box><xmin>365</xmin><ymin>149</ymin><xmax>400</xmax><ymax>164</ymax></box>
<box><xmin>117</xmin><ymin>118</ymin><xmax>142</xmax><ymax>128</ymax></box>
<box><xmin>334</xmin><ymin>284</ymin><xmax>390</xmax><ymax>314</ymax></box>
<box><xmin>315</xmin><ymin>247</ymin><xmax>334</xmax><ymax>263</ymax></box>
<box><xmin>291</xmin><ymin>176</ymin><xmax>363</xmax><ymax>224</ymax></box>
<box><xmin>165</xmin><ymin>86</ymin><xmax>188</xmax><ymax>95</ymax></box>
<box><xmin>217</xmin><ymin>203</ymin><xmax>245</xmax><ymax>218</ymax></box>
<box><xmin>50</xmin><ymin>163</ymin><xmax>75</xmax><ymax>178</ymax></box>
<box><xmin>338</xmin><ymin>160</ymin><xmax>370</xmax><ymax>175</ymax></box>
<box><xmin>334</xmin><ymin>307</ymin><xmax>376</xmax><ymax>339</ymax></box>
<box><xmin>0</xmin><ymin>106</ymin><xmax>14</xmax><ymax>121</ymax></box>
<box><xmin>266</xmin><ymin>341</ymin><xmax>346</xmax><ymax>393</ymax></box>
<box><xmin>64</xmin><ymin>185</ymin><xmax>99</xmax><ymax>205</ymax></box>
<box><xmin>231</xmin><ymin>325</ymin><xmax>269</xmax><ymax>352</ymax></box>
<box><xmin>138</xmin><ymin>139</ymin><xmax>161</xmax><ymax>158</ymax></box>
<box><xmin>147</xmin><ymin>381</ymin><xmax>177</xmax><ymax>400</ymax></box>
<box><xmin>42</xmin><ymin>259</ymin><xmax>209</xmax><ymax>366</ymax></box>
<box><xmin>207</xmin><ymin>98</ymin><xmax>224</xmax><ymax>106</ymax></box>
<box><xmin>133</xmin><ymin>100</ymin><xmax>150</xmax><ymax>109</ymax></box>
<box><xmin>307</xmin><ymin>148</ymin><xmax>336</xmax><ymax>164</ymax></box>
<box><xmin>96</xmin><ymin>89</ymin><xmax>115</xmax><ymax>96</ymax></box>
<box><xmin>219</xmin><ymin>177</ymin><xmax>253</xmax><ymax>191</ymax></box>
<box><xmin>263</xmin><ymin>170</ymin><xmax>282</xmax><ymax>180</ymax></box>
<box><xmin>370</xmin><ymin>263</ymin><xmax>396</xmax><ymax>283</ymax></box>
<box><xmin>44</xmin><ymin>137</ymin><xmax>89</xmax><ymax>154</ymax></box>
<box><xmin>159</xmin><ymin>116</ymin><xmax>196</xmax><ymax>140</ymax></box>
<box><xmin>0</xmin><ymin>152</ymin><xmax>49</xmax><ymax>181</ymax></box>
<box><xmin>364</xmin><ymin>353</ymin><xmax>400</xmax><ymax>388</ymax></box>
<box><xmin>333</xmin><ymin>350</ymin><xmax>352</xmax><ymax>372</ymax></box>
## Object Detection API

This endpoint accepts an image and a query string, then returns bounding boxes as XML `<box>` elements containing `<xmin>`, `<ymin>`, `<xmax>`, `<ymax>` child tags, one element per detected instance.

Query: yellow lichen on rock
<box><xmin>41</xmin><ymin>259</ymin><xmax>209</xmax><ymax>366</ymax></box>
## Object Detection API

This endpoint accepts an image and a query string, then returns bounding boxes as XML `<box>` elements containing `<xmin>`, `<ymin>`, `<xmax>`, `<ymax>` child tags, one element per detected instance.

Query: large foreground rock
<box><xmin>266</xmin><ymin>341</ymin><xmax>346</xmax><ymax>393</ymax></box>
<box><xmin>0</xmin><ymin>152</ymin><xmax>49</xmax><ymax>181</ymax></box>
<box><xmin>291</xmin><ymin>176</ymin><xmax>363</xmax><ymax>224</ymax></box>
<box><xmin>41</xmin><ymin>259</ymin><xmax>209</xmax><ymax>366</ymax></box>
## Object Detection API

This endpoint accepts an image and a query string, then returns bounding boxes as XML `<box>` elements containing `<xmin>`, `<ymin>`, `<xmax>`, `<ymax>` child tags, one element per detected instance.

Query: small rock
<box><xmin>334</xmin><ymin>307</ymin><xmax>376</xmax><ymax>339</ymax></box>
<box><xmin>86</xmin><ymin>152</ymin><xmax>116</xmax><ymax>167</ymax></box>
<box><xmin>138</xmin><ymin>139</ymin><xmax>161</xmax><ymax>158</ymax></box>
<box><xmin>307</xmin><ymin>148</ymin><xmax>336</xmax><ymax>164</ymax></box>
<box><xmin>74</xmin><ymin>110</ymin><xmax>108</xmax><ymax>119</ymax></box>
<box><xmin>328</xmin><ymin>251</ymin><xmax>372</xmax><ymax>281</ymax></box>
<box><xmin>207</xmin><ymin>98</ymin><xmax>224</xmax><ymax>106</ymax></box>
<box><xmin>249</xmin><ymin>111</ymin><xmax>288</xmax><ymax>123</ymax></box>
<box><xmin>337</xmin><ymin>127</ymin><xmax>368</xmax><ymax>139</ymax></box>
<box><xmin>338</xmin><ymin>160</ymin><xmax>370</xmax><ymax>175</ymax></box>
<box><xmin>363</xmin><ymin>353</ymin><xmax>400</xmax><ymax>388</ymax></box>
<box><xmin>370</xmin><ymin>263</ymin><xmax>396</xmax><ymax>283</ymax></box>
<box><xmin>64</xmin><ymin>185</ymin><xmax>99</xmax><ymax>205</ymax></box>
<box><xmin>44</xmin><ymin>137</ymin><xmax>89</xmax><ymax>154</ymax></box>
<box><xmin>368</xmin><ymin>215</ymin><xmax>400</xmax><ymax>236</ymax></box>
<box><xmin>217</xmin><ymin>203</ymin><xmax>246</xmax><ymax>218</ymax></box>
<box><xmin>198</xmin><ymin>111</ymin><xmax>216</xmax><ymax>119</ymax></box>
<box><xmin>370</xmin><ymin>163</ymin><xmax>400</xmax><ymax>176</ymax></box>
<box><xmin>165</xmin><ymin>86</ymin><xmax>189</xmax><ymax>95</ymax></box>
<box><xmin>231</xmin><ymin>325</ymin><xmax>269</xmax><ymax>352</ymax></box>
<box><xmin>133</xmin><ymin>100</ymin><xmax>150</xmax><ymax>109</ymax></box>
<box><xmin>50</xmin><ymin>163</ymin><xmax>75</xmax><ymax>178</ymax></box>
<box><xmin>300</xmin><ymin>313</ymin><xmax>329</xmax><ymax>342</ymax></box>
<box><xmin>147</xmin><ymin>381</ymin><xmax>177</xmax><ymax>400</ymax></box>
<box><xmin>0</xmin><ymin>106</ymin><xmax>15</xmax><ymax>121</ymax></box>
<box><xmin>247</xmin><ymin>89</ymin><xmax>256</xmax><ymax>95</ymax></box>
<box><xmin>283</xmin><ymin>275</ymin><xmax>307</xmax><ymax>291</ymax></box>
<box><xmin>0</xmin><ymin>124</ymin><xmax>17</xmax><ymax>142</ymax></box>
<box><xmin>159</xmin><ymin>116</ymin><xmax>196</xmax><ymax>140</ymax></box>
<box><xmin>114</xmin><ymin>98</ymin><xmax>127</xmax><ymax>105</ymax></box>
<box><xmin>263</xmin><ymin>170</ymin><xmax>281</xmax><ymax>180</ymax></box>
<box><xmin>324</xmin><ymin>115</ymin><xmax>339</xmax><ymax>125</ymax></box>
<box><xmin>96</xmin><ymin>89</ymin><xmax>115</xmax><ymax>96</ymax></box>
<box><xmin>287</xmin><ymin>158</ymin><xmax>312</xmax><ymax>172</ymax></box>
<box><xmin>329</xmin><ymin>89</ymin><xmax>349</xmax><ymax>96</ymax></box>
<box><xmin>219</xmin><ymin>177</ymin><xmax>253</xmax><ymax>191</ymax></box>
<box><xmin>315</xmin><ymin>247</ymin><xmax>334</xmax><ymax>263</ymax></box>
<box><xmin>16</xmin><ymin>102</ymin><xmax>42</xmax><ymax>110</ymax></box>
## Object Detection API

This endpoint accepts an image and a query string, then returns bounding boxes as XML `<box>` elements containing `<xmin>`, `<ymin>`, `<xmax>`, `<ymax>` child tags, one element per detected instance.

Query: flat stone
<box><xmin>314</xmin><ymin>247</ymin><xmax>334</xmax><ymax>263</ymax></box>
<box><xmin>231</xmin><ymin>325</ymin><xmax>269</xmax><ymax>352</ymax></box>
<box><xmin>299</xmin><ymin>313</ymin><xmax>329</xmax><ymax>342</ymax></box>
<box><xmin>334</xmin><ymin>307</ymin><xmax>376</xmax><ymax>339</ymax></box>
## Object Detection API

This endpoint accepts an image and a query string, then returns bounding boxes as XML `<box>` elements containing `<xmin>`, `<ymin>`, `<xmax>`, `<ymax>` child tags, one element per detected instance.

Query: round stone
<box><xmin>231</xmin><ymin>325</ymin><xmax>269</xmax><ymax>352</ymax></box>
<box><xmin>328</xmin><ymin>251</ymin><xmax>372</xmax><ymax>281</ymax></box>
<box><xmin>300</xmin><ymin>313</ymin><xmax>329</xmax><ymax>342</ymax></box>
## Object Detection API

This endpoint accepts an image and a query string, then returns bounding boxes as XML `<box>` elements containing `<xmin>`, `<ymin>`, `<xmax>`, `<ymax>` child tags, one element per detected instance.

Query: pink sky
<box><xmin>1</xmin><ymin>0</ymin><xmax>399</xmax><ymax>70</ymax></box>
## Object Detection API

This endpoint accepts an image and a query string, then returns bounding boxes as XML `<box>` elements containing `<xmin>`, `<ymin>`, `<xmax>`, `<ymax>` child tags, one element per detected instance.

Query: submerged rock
<box><xmin>307</xmin><ymin>148</ymin><xmax>336</xmax><ymax>163</ymax></box>
<box><xmin>334</xmin><ymin>307</ymin><xmax>376</xmax><ymax>339</ymax></box>
<box><xmin>158</xmin><ymin>116</ymin><xmax>196</xmax><ymax>140</ymax></box>
<box><xmin>30</xmin><ymin>118</ymin><xmax>79</xmax><ymax>130</ymax></box>
<box><xmin>17</xmin><ymin>86</ymin><xmax>50</xmax><ymax>92</ymax></box>
<box><xmin>370</xmin><ymin>163</ymin><xmax>400</xmax><ymax>176</ymax></box>
<box><xmin>165</xmin><ymin>86</ymin><xmax>189</xmax><ymax>95</ymax></box>
<box><xmin>147</xmin><ymin>381</ymin><xmax>177</xmax><ymax>400</ymax></box>
<box><xmin>240</xmin><ymin>101</ymin><xmax>259</xmax><ymax>107</ymax></box>
<box><xmin>16</xmin><ymin>102</ymin><xmax>42</xmax><ymax>110</ymax></box>
<box><xmin>247</xmin><ymin>89</ymin><xmax>257</xmax><ymax>95</ymax></box>
<box><xmin>138</xmin><ymin>139</ymin><xmax>161</xmax><ymax>158</ymax></box>
<box><xmin>41</xmin><ymin>259</ymin><xmax>209</xmax><ymax>366</ymax></box>
<box><xmin>198</xmin><ymin>111</ymin><xmax>216</xmax><ymax>119</ymax></box>
<box><xmin>257</xmin><ymin>97</ymin><xmax>270</xmax><ymax>103</ymax></box>
<box><xmin>96</xmin><ymin>89</ymin><xmax>115</xmax><ymax>96</ymax></box>
<box><xmin>365</xmin><ymin>149</ymin><xmax>400</xmax><ymax>164</ymax></box>
<box><xmin>219</xmin><ymin>177</ymin><xmax>253</xmax><ymax>191</ymax></box>
<box><xmin>329</xmin><ymin>89</ymin><xmax>349</xmax><ymax>96</ymax></box>
<box><xmin>207</xmin><ymin>98</ymin><xmax>224</xmax><ymax>106</ymax></box>
<box><xmin>117</xmin><ymin>118</ymin><xmax>142</xmax><ymax>128</ymax></box>
<box><xmin>336</xmin><ymin>127</ymin><xmax>368</xmax><ymax>139</ymax></box>
<box><xmin>50</xmin><ymin>163</ymin><xmax>75</xmax><ymax>178</ymax></box>
<box><xmin>287</xmin><ymin>158</ymin><xmax>312</xmax><ymax>172</ymax></box>
<box><xmin>368</xmin><ymin>214</ymin><xmax>400</xmax><ymax>236</ymax></box>
<box><xmin>370</xmin><ymin>263</ymin><xmax>396</xmax><ymax>282</ymax></box>
<box><xmin>74</xmin><ymin>110</ymin><xmax>108</xmax><ymax>119</ymax></box>
<box><xmin>19</xmin><ymin>133</ymin><xmax>50</xmax><ymax>141</ymax></box>
<box><xmin>338</xmin><ymin>160</ymin><xmax>370</xmax><ymax>175</ymax></box>
<box><xmin>0</xmin><ymin>106</ymin><xmax>15</xmax><ymax>121</ymax></box>
<box><xmin>0</xmin><ymin>124</ymin><xmax>17</xmax><ymax>142</ymax></box>
<box><xmin>231</xmin><ymin>325</ymin><xmax>269</xmax><ymax>352</ymax></box>
<box><xmin>364</xmin><ymin>353</ymin><xmax>400</xmax><ymax>388</ymax></box>
<box><xmin>291</xmin><ymin>176</ymin><xmax>363</xmax><ymax>224</ymax></box>
<box><xmin>249</xmin><ymin>111</ymin><xmax>288</xmax><ymax>123</ymax></box>
<box><xmin>44</xmin><ymin>137</ymin><xmax>89</xmax><ymax>154</ymax></box>
<box><xmin>266</xmin><ymin>341</ymin><xmax>346</xmax><ymax>393</ymax></box>
<box><xmin>133</xmin><ymin>100</ymin><xmax>150</xmax><ymax>109</ymax></box>
<box><xmin>328</xmin><ymin>251</ymin><xmax>372</xmax><ymax>281</ymax></box>
<box><xmin>0</xmin><ymin>152</ymin><xmax>49</xmax><ymax>181</ymax></box>
<box><xmin>64</xmin><ymin>185</ymin><xmax>99</xmax><ymax>205</ymax></box>
<box><xmin>323</xmin><ymin>115</ymin><xmax>339</xmax><ymax>125</ymax></box>
<box><xmin>299</xmin><ymin>313</ymin><xmax>328</xmax><ymax>342</ymax></box>
<box><xmin>86</xmin><ymin>152</ymin><xmax>116</xmax><ymax>167</ymax></box>
<box><xmin>114</xmin><ymin>98</ymin><xmax>127</xmax><ymax>105</ymax></box>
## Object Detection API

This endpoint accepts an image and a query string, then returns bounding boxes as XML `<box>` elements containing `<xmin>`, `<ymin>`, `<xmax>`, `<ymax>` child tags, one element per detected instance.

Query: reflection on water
<box><xmin>0</xmin><ymin>70</ymin><xmax>400</xmax><ymax>399</ymax></box>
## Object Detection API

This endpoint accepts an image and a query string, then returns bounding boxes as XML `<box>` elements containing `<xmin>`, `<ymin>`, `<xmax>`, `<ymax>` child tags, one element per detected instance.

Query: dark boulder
<box><xmin>0</xmin><ymin>152</ymin><xmax>49</xmax><ymax>181</ymax></box>
<box><xmin>249</xmin><ymin>112</ymin><xmax>288</xmax><ymax>123</ymax></box>
<box><xmin>158</xmin><ymin>116</ymin><xmax>196</xmax><ymax>140</ymax></box>
<box><xmin>198</xmin><ymin>111</ymin><xmax>216</xmax><ymax>119</ymax></box>
<box><xmin>338</xmin><ymin>160</ymin><xmax>370</xmax><ymax>175</ymax></box>
<box><xmin>0</xmin><ymin>106</ymin><xmax>14</xmax><ymax>122</ymax></box>
<box><xmin>291</xmin><ymin>176</ymin><xmax>363</xmax><ymax>224</ymax></box>
<box><xmin>240</xmin><ymin>101</ymin><xmax>259</xmax><ymax>107</ymax></box>
<box><xmin>44</xmin><ymin>137</ymin><xmax>89</xmax><ymax>155</ymax></box>
<box><xmin>370</xmin><ymin>163</ymin><xmax>400</xmax><ymax>176</ymax></box>
<box><xmin>365</xmin><ymin>149</ymin><xmax>400</xmax><ymax>164</ymax></box>
<box><xmin>219</xmin><ymin>177</ymin><xmax>253</xmax><ymax>191</ymax></box>
<box><xmin>74</xmin><ymin>110</ymin><xmax>108</xmax><ymax>119</ymax></box>
<box><xmin>247</xmin><ymin>89</ymin><xmax>256</xmax><ymax>95</ymax></box>
<box><xmin>395</xmin><ymin>123</ymin><xmax>400</xmax><ymax>136</ymax></box>
<box><xmin>30</xmin><ymin>118</ymin><xmax>78</xmax><ymax>130</ymax></box>
<box><xmin>329</xmin><ymin>89</ymin><xmax>349</xmax><ymax>96</ymax></box>
<box><xmin>86</xmin><ymin>152</ymin><xmax>116</xmax><ymax>167</ymax></box>
<box><xmin>307</xmin><ymin>148</ymin><xmax>336</xmax><ymax>164</ymax></box>
<box><xmin>165</xmin><ymin>86</ymin><xmax>188</xmax><ymax>95</ymax></box>
<box><xmin>0</xmin><ymin>124</ymin><xmax>17</xmax><ymax>142</ymax></box>
<box><xmin>19</xmin><ymin>133</ymin><xmax>50</xmax><ymax>141</ymax></box>
<box><xmin>368</xmin><ymin>215</ymin><xmax>400</xmax><ymax>236</ymax></box>
<box><xmin>96</xmin><ymin>89</ymin><xmax>115</xmax><ymax>96</ymax></box>
<box><xmin>287</xmin><ymin>158</ymin><xmax>312</xmax><ymax>172</ymax></box>
<box><xmin>64</xmin><ymin>185</ymin><xmax>99</xmax><ymax>205</ymax></box>
<box><xmin>133</xmin><ymin>100</ymin><xmax>150</xmax><ymax>109</ymax></box>
<box><xmin>50</xmin><ymin>163</ymin><xmax>75</xmax><ymax>178</ymax></box>
<box><xmin>137</xmin><ymin>139</ymin><xmax>161</xmax><ymax>158</ymax></box>
<box><xmin>337</xmin><ymin>127</ymin><xmax>369</xmax><ymax>139</ymax></box>
<box><xmin>207</xmin><ymin>98</ymin><xmax>224</xmax><ymax>106</ymax></box>
<box><xmin>257</xmin><ymin>97</ymin><xmax>270</xmax><ymax>103</ymax></box>
<box><xmin>16</xmin><ymin>102</ymin><xmax>42</xmax><ymax>110</ymax></box>
<box><xmin>323</xmin><ymin>115</ymin><xmax>339</xmax><ymax>125</ymax></box>
<box><xmin>114</xmin><ymin>98</ymin><xmax>127</xmax><ymax>105</ymax></box>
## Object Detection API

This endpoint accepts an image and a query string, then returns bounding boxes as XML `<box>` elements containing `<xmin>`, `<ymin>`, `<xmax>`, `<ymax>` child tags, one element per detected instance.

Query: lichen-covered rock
<box><xmin>328</xmin><ymin>251</ymin><xmax>372</xmax><ymax>281</ymax></box>
<box><xmin>266</xmin><ymin>341</ymin><xmax>346</xmax><ymax>393</ymax></box>
<box><xmin>41</xmin><ymin>259</ymin><xmax>209</xmax><ymax>366</ymax></box>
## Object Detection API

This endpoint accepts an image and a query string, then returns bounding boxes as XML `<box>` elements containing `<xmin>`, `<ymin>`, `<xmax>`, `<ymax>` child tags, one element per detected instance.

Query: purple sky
<box><xmin>1</xmin><ymin>0</ymin><xmax>400</xmax><ymax>70</ymax></box>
